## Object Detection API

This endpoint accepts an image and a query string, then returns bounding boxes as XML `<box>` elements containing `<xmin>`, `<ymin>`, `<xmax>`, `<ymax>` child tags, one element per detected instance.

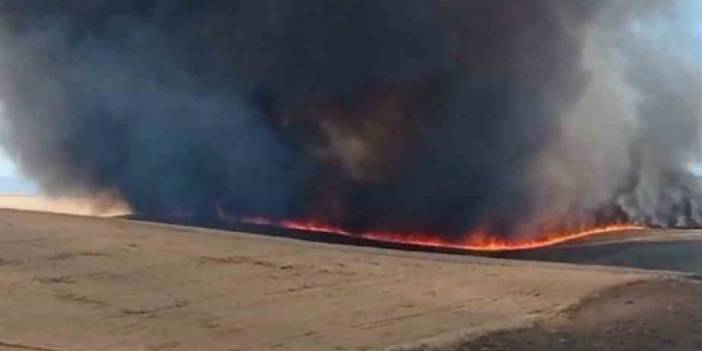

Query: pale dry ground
<box><xmin>0</xmin><ymin>195</ymin><xmax>130</xmax><ymax>217</ymax></box>
<box><xmin>0</xmin><ymin>209</ymin><xmax>674</xmax><ymax>351</ymax></box>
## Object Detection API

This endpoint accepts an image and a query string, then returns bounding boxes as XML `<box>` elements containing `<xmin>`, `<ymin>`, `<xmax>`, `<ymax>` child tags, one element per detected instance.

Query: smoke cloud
<box><xmin>0</xmin><ymin>0</ymin><xmax>700</xmax><ymax>240</ymax></box>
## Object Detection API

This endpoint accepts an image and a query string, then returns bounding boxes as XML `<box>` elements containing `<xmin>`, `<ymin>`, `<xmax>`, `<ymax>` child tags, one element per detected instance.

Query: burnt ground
<box><xmin>452</xmin><ymin>230</ymin><xmax>702</xmax><ymax>351</ymax></box>
<box><xmin>134</xmin><ymin>216</ymin><xmax>702</xmax><ymax>276</ymax></box>
<box><xmin>504</xmin><ymin>230</ymin><xmax>702</xmax><ymax>275</ymax></box>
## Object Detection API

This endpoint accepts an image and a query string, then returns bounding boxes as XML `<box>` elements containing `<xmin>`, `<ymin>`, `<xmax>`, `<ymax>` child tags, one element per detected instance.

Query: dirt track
<box><xmin>462</xmin><ymin>278</ymin><xmax>702</xmax><ymax>351</ymax></box>
<box><xmin>0</xmin><ymin>209</ymin><xmax>699</xmax><ymax>350</ymax></box>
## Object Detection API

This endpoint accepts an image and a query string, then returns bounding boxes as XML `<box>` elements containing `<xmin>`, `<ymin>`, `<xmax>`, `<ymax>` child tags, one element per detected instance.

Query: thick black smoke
<box><xmin>0</xmin><ymin>1</ymin><xmax>700</xmax><ymax>239</ymax></box>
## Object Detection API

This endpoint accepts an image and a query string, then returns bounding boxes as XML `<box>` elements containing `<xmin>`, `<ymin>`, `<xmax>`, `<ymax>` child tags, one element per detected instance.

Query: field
<box><xmin>0</xmin><ymin>208</ymin><xmax>699</xmax><ymax>350</ymax></box>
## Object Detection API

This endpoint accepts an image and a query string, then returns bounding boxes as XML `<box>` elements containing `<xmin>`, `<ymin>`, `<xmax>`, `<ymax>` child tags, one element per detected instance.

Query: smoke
<box><xmin>0</xmin><ymin>0</ymin><xmax>700</xmax><ymax>240</ymax></box>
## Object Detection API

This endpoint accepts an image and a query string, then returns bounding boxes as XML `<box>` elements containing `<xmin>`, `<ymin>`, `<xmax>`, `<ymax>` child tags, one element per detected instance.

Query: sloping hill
<box><xmin>0</xmin><ymin>209</ymin><xmax>678</xmax><ymax>351</ymax></box>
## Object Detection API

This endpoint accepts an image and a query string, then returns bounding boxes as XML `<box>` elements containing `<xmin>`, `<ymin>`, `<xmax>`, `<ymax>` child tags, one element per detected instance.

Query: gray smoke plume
<box><xmin>0</xmin><ymin>0</ymin><xmax>700</xmax><ymax>240</ymax></box>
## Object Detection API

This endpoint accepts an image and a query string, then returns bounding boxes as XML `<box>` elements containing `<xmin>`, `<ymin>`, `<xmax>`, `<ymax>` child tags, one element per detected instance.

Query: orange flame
<box><xmin>242</xmin><ymin>216</ymin><xmax>644</xmax><ymax>252</ymax></box>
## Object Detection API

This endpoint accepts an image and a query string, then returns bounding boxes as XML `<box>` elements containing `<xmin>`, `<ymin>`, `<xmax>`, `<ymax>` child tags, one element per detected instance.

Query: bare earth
<box><xmin>460</xmin><ymin>279</ymin><xmax>702</xmax><ymax>351</ymax></box>
<box><xmin>0</xmin><ymin>209</ymin><xmax>699</xmax><ymax>351</ymax></box>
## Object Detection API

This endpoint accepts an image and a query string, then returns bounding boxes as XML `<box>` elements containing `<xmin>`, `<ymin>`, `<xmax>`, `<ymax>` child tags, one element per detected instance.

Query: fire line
<box><xmin>242</xmin><ymin>217</ymin><xmax>644</xmax><ymax>252</ymax></box>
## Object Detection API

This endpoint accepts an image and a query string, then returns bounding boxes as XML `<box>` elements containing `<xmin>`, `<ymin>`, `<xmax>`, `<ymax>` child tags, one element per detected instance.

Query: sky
<box><xmin>0</xmin><ymin>148</ymin><xmax>17</xmax><ymax>177</ymax></box>
<box><xmin>0</xmin><ymin>148</ymin><xmax>37</xmax><ymax>195</ymax></box>
<box><xmin>0</xmin><ymin>2</ymin><xmax>699</xmax><ymax>195</ymax></box>
<box><xmin>0</xmin><ymin>102</ymin><xmax>37</xmax><ymax>194</ymax></box>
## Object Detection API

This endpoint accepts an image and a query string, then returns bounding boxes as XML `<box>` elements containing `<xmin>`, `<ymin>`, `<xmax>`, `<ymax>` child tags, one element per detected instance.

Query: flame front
<box><xmin>242</xmin><ymin>216</ymin><xmax>644</xmax><ymax>252</ymax></box>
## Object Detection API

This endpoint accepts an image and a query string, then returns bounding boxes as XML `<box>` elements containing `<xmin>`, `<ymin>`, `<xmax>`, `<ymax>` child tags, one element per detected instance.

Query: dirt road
<box><xmin>0</xmin><ymin>210</ymin><xmax>697</xmax><ymax>350</ymax></box>
<box><xmin>461</xmin><ymin>278</ymin><xmax>702</xmax><ymax>351</ymax></box>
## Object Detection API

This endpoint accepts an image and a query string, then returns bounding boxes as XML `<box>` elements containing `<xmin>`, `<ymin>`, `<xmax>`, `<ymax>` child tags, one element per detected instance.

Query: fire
<box><xmin>242</xmin><ymin>216</ymin><xmax>644</xmax><ymax>252</ymax></box>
